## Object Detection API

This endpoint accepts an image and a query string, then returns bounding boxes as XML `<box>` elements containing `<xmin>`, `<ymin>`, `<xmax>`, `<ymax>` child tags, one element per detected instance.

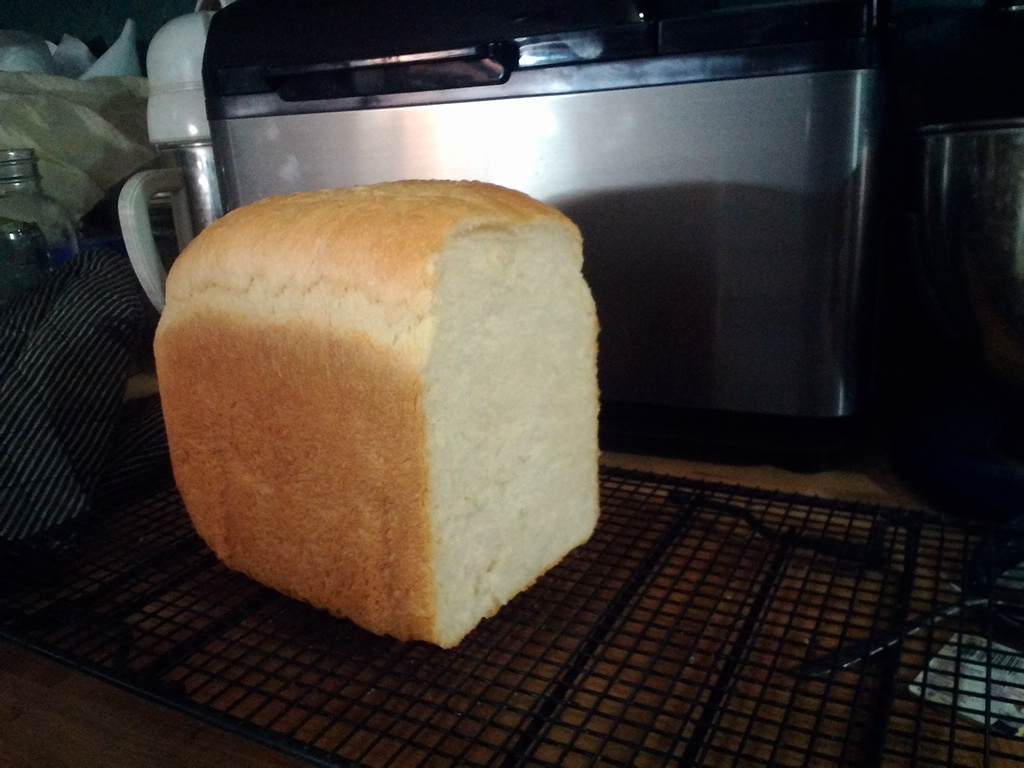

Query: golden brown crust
<box><xmin>157</xmin><ymin>310</ymin><xmax>436</xmax><ymax>641</ymax></box>
<box><xmin>164</xmin><ymin>180</ymin><xmax>579</xmax><ymax>313</ymax></box>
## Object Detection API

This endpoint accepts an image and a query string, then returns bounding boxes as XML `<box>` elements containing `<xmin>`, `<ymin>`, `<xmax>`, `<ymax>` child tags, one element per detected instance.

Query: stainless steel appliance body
<box><xmin>204</xmin><ymin>0</ymin><xmax>883</xmax><ymax>420</ymax></box>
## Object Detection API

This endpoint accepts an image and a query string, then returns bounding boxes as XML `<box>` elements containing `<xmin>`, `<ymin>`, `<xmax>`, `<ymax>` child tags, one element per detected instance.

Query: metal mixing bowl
<box><xmin>915</xmin><ymin>118</ymin><xmax>1024</xmax><ymax>395</ymax></box>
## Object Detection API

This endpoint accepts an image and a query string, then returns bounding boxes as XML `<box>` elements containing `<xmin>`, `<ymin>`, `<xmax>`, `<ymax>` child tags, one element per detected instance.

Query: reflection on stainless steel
<box><xmin>158</xmin><ymin>141</ymin><xmax>224</xmax><ymax>239</ymax></box>
<box><xmin>917</xmin><ymin>119</ymin><xmax>1024</xmax><ymax>393</ymax></box>
<box><xmin>212</xmin><ymin>67</ymin><xmax>880</xmax><ymax>418</ymax></box>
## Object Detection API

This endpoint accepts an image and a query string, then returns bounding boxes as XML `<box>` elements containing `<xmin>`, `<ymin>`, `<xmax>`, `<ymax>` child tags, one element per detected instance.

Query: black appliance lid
<box><xmin>204</xmin><ymin>0</ymin><xmax>648</xmax><ymax>100</ymax></box>
<box><xmin>203</xmin><ymin>0</ymin><xmax>876</xmax><ymax>103</ymax></box>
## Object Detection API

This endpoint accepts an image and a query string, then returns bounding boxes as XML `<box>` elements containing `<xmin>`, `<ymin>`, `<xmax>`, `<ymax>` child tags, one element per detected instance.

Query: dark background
<box><xmin>2</xmin><ymin>0</ymin><xmax>201</xmax><ymax>70</ymax></box>
<box><xmin>0</xmin><ymin>0</ymin><xmax>992</xmax><ymax>69</ymax></box>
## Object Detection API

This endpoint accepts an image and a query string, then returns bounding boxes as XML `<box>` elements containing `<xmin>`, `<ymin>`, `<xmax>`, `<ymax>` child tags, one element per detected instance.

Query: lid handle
<box><xmin>267</xmin><ymin>42</ymin><xmax>517</xmax><ymax>101</ymax></box>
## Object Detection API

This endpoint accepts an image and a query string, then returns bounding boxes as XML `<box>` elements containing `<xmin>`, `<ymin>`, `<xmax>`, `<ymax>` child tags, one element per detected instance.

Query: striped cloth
<box><xmin>0</xmin><ymin>249</ymin><xmax>168</xmax><ymax>541</ymax></box>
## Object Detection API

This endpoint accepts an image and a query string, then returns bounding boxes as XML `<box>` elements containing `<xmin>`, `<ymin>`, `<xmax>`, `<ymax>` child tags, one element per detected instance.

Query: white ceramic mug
<box><xmin>119</xmin><ymin>11</ymin><xmax>222</xmax><ymax>311</ymax></box>
<box><xmin>118</xmin><ymin>164</ymin><xmax>190</xmax><ymax>312</ymax></box>
<box><xmin>118</xmin><ymin>141</ymin><xmax>224</xmax><ymax>311</ymax></box>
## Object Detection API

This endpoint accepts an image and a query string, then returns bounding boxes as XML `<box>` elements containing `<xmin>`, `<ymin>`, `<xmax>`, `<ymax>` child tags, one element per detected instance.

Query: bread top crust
<box><xmin>163</xmin><ymin>180</ymin><xmax>582</xmax><ymax>317</ymax></box>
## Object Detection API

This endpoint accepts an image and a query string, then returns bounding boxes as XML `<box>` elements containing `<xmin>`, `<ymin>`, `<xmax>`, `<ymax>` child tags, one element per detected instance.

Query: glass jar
<box><xmin>0</xmin><ymin>217</ymin><xmax>48</xmax><ymax>306</ymax></box>
<box><xmin>0</xmin><ymin>148</ymin><xmax>80</xmax><ymax>267</ymax></box>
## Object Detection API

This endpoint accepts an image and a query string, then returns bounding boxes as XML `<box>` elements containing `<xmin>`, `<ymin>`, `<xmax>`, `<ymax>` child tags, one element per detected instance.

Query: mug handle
<box><xmin>118</xmin><ymin>167</ymin><xmax>193</xmax><ymax>312</ymax></box>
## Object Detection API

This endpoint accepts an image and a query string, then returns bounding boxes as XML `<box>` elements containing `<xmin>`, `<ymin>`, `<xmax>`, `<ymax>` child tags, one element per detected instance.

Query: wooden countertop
<box><xmin>0</xmin><ymin>444</ymin><xmax>929</xmax><ymax>768</ymax></box>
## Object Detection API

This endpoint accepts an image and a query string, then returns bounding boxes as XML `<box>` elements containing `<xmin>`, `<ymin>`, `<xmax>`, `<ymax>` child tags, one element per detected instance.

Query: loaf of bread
<box><xmin>154</xmin><ymin>180</ymin><xmax>600</xmax><ymax>647</ymax></box>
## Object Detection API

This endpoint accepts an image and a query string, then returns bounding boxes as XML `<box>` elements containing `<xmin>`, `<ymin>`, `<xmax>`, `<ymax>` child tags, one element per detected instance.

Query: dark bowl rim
<box><xmin>917</xmin><ymin>116</ymin><xmax>1024</xmax><ymax>138</ymax></box>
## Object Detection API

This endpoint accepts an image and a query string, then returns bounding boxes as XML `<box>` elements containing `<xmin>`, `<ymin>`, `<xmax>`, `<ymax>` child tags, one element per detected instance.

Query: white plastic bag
<box><xmin>0</xmin><ymin>71</ymin><xmax>154</xmax><ymax>220</ymax></box>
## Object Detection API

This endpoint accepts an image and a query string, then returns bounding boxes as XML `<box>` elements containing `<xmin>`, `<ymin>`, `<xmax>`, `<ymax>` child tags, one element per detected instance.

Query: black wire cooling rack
<box><xmin>2</xmin><ymin>466</ymin><xmax>1023</xmax><ymax>767</ymax></box>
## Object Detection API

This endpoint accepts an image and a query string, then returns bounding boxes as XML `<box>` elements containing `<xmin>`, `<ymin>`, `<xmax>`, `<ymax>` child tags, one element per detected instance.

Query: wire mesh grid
<box><xmin>2</xmin><ymin>466</ymin><xmax>1023</xmax><ymax>767</ymax></box>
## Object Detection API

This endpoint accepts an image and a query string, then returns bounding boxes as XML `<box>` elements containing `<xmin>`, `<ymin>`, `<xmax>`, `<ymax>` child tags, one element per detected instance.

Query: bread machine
<box><xmin>201</xmin><ymin>0</ymin><xmax>884</xmax><ymax>453</ymax></box>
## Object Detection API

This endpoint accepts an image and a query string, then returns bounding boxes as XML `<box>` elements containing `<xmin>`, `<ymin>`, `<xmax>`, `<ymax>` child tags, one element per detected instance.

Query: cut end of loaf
<box><xmin>154</xmin><ymin>180</ymin><xmax>600</xmax><ymax>648</ymax></box>
<box><xmin>425</xmin><ymin>218</ymin><xmax>600</xmax><ymax>647</ymax></box>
